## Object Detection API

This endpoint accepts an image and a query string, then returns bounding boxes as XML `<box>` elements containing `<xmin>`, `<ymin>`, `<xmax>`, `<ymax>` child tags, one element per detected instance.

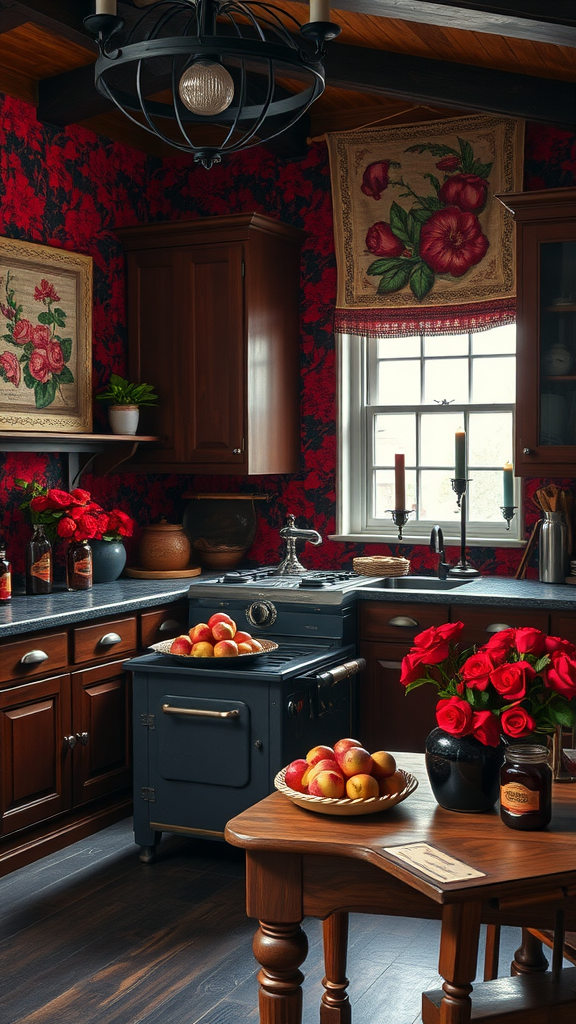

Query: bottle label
<box><xmin>0</xmin><ymin>573</ymin><xmax>11</xmax><ymax>600</ymax></box>
<box><xmin>500</xmin><ymin>782</ymin><xmax>540</xmax><ymax>814</ymax></box>
<box><xmin>74</xmin><ymin>557</ymin><xmax>92</xmax><ymax>578</ymax></box>
<box><xmin>31</xmin><ymin>552</ymin><xmax>52</xmax><ymax>582</ymax></box>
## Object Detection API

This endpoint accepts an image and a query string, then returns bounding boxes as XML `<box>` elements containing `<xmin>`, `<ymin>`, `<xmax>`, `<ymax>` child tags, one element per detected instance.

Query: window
<box><xmin>335</xmin><ymin>324</ymin><xmax>521</xmax><ymax>545</ymax></box>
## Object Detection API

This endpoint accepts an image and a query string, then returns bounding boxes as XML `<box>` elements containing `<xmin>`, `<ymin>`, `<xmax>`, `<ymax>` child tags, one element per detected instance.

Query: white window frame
<box><xmin>332</xmin><ymin>332</ymin><xmax>523</xmax><ymax>548</ymax></box>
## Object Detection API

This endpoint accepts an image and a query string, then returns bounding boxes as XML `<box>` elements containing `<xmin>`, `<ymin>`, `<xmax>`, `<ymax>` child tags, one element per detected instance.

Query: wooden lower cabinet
<box><xmin>71</xmin><ymin>660</ymin><xmax>132</xmax><ymax>807</ymax></box>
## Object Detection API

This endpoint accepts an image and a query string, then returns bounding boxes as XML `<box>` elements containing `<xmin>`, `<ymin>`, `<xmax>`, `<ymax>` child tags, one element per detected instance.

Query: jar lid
<box><xmin>142</xmin><ymin>518</ymin><xmax>184</xmax><ymax>533</ymax></box>
<box><xmin>504</xmin><ymin>744</ymin><xmax>549</xmax><ymax>764</ymax></box>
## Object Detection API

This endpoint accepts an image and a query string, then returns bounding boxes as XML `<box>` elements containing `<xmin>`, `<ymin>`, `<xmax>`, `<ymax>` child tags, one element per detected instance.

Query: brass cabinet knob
<box><xmin>522</xmin><ymin>447</ymin><xmax>532</xmax><ymax>455</ymax></box>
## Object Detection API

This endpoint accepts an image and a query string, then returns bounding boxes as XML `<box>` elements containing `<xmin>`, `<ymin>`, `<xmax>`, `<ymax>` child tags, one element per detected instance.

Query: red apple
<box><xmin>306</xmin><ymin>744</ymin><xmax>335</xmax><ymax>766</ymax></box>
<box><xmin>371</xmin><ymin>751</ymin><xmax>397</xmax><ymax>778</ymax></box>
<box><xmin>234</xmin><ymin>631</ymin><xmax>253</xmax><ymax>645</ymax></box>
<box><xmin>306</xmin><ymin>758</ymin><xmax>341</xmax><ymax>785</ymax></box>
<box><xmin>188</xmin><ymin>622</ymin><xmax>213</xmax><ymax>644</ymax></box>
<box><xmin>309</xmin><ymin>770</ymin><xmax>346</xmax><ymax>798</ymax></box>
<box><xmin>208</xmin><ymin>612</ymin><xmax>236</xmax><ymax>631</ymax></box>
<box><xmin>212</xmin><ymin>620</ymin><xmax>236</xmax><ymax>642</ymax></box>
<box><xmin>170</xmin><ymin>634</ymin><xmax>193</xmax><ymax>656</ymax></box>
<box><xmin>333</xmin><ymin>737</ymin><xmax>363</xmax><ymax>759</ymax></box>
<box><xmin>191</xmin><ymin>641</ymin><xmax>214</xmax><ymax>658</ymax></box>
<box><xmin>338</xmin><ymin>746</ymin><xmax>373</xmax><ymax>778</ymax></box>
<box><xmin>345</xmin><ymin>773</ymin><xmax>379</xmax><ymax>799</ymax></box>
<box><xmin>213</xmin><ymin>639</ymin><xmax>239</xmax><ymax>657</ymax></box>
<box><xmin>284</xmin><ymin>759</ymin><xmax>309</xmax><ymax>793</ymax></box>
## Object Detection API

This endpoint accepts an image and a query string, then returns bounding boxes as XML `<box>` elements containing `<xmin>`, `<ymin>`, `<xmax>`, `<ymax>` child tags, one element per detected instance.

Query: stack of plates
<box><xmin>353</xmin><ymin>555</ymin><xmax>410</xmax><ymax>577</ymax></box>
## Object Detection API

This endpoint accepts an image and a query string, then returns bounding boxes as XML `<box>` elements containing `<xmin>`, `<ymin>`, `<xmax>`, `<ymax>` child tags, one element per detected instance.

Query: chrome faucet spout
<box><xmin>276</xmin><ymin>514</ymin><xmax>323</xmax><ymax>575</ymax></box>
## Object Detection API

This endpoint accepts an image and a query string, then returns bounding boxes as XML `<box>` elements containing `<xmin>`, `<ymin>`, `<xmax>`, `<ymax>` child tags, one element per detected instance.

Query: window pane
<box><xmin>377</xmin><ymin>336</ymin><xmax>420</xmax><ymax>358</ymax></box>
<box><xmin>420</xmin><ymin>412</ymin><xmax>462</xmax><ymax>467</ymax></box>
<box><xmin>424</xmin><ymin>333</ymin><xmax>468</xmax><ymax>356</ymax></box>
<box><xmin>467</xmin><ymin>470</ymin><xmax>504</xmax><ymax>522</ymax></box>
<box><xmin>377</xmin><ymin>360</ymin><xmax>421</xmax><ymax>404</ymax></box>
<box><xmin>472</xmin><ymin>356</ymin><xmax>515</xmax><ymax>403</ymax></box>
<box><xmin>472</xmin><ymin>323</ymin><xmax>516</xmax><ymax>355</ymax></box>
<box><xmin>374</xmin><ymin>414</ymin><xmax>416</xmax><ymax>465</ymax></box>
<box><xmin>468</xmin><ymin>412</ymin><xmax>513</xmax><ymax>467</ymax></box>
<box><xmin>374</xmin><ymin>470</ymin><xmax>416</xmax><ymax>518</ymax></box>
<box><xmin>424</xmin><ymin>358</ymin><xmax>468</xmax><ymax>404</ymax></box>
<box><xmin>419</xmin><ymin>470</ymin><xmax>458</xmax><ymax>520</ymax></box>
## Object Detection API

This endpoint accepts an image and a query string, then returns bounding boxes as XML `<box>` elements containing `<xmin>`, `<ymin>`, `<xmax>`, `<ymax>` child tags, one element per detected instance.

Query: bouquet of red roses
<box><xmin>17</xmin><ymin>481</ymin><xmax>134</xmax><ymax>544</ymax></box>
<box><xmin>400</xmin><ymin>622</ymin><xmax>576</xmax><ymax>747</ymax></box>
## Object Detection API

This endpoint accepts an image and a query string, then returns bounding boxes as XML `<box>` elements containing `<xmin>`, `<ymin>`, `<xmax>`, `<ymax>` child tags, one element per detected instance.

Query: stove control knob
<box><xmin>246</xmin><ymin>600</ymin><xmax>277</xmax><ymax>628</ymax></box>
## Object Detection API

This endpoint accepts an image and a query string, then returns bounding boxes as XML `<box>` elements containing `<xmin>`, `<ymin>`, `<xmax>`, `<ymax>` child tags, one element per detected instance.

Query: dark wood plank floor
<box><xmin>0</xmin><ymin>819</ymin><xmax>549</xmax><ymax>1023</ymax></box>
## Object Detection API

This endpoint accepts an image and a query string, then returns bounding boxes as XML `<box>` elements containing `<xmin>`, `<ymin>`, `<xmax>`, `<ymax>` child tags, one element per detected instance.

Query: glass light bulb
<box><xmin>179</xmin><ymin>61</ymin><xmax>234</xmax><ymax>116</ymax></box>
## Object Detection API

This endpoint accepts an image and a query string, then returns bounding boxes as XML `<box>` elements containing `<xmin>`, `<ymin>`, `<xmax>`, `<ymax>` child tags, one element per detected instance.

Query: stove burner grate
<box><xmin>217</xmin><ymin>567</ymin><xmax>358</xmax><ymax>589</ymax></box>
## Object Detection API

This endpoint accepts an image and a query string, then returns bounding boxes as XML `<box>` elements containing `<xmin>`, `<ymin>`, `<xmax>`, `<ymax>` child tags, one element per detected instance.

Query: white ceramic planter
<box><xmin>108</xmin><ymin>405</ymin><xmax>140</xmax><ymax>435</ymax></box>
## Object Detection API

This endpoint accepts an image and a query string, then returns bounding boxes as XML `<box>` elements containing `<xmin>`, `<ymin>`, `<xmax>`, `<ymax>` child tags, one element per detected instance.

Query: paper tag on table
<box><xmin>382</xmin><ymin>842</ymin><xmax>485</xmax><ymax>883</ymax></box>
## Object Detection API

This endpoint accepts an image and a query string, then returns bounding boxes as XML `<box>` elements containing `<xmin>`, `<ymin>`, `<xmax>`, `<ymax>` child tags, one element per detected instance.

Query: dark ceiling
<box><xmin>0</xmin><ymin>1</ymin><xmax>574</xmax><ymax>158</ymax></box>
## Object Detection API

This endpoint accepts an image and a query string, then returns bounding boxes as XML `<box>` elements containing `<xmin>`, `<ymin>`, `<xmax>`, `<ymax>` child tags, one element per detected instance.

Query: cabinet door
<box><xmin>0</xmin><ymin>674</ymin><xmax>72</xmax><ymax>836</ymax></box>
<box><xmin>457</xmin><ymin>607</ymin><xmax>549</xmax><ymax>648</ymax></box>
<box><xmin>359</xmin><ymin>641</ymin><xmax>438</xmax><ymax>754</ymax></box>
<box><xmin>71</xmin><ymin>660</ymin><xmax>131</xmax><ymax>806</ymax></box>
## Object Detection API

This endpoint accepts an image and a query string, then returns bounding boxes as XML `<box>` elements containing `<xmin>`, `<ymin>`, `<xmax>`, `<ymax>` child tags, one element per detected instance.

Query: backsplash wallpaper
<box><xmin>0</xmin><ymin>93</ymin><xmax>573</xmax><ymax>581</ymax></box>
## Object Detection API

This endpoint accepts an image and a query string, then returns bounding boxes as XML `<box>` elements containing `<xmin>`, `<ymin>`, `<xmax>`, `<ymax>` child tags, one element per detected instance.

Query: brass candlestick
<box><xmin>448</xmin><ymin>478</ymin><xmax>480</xmax><ymax>579</ymax></box>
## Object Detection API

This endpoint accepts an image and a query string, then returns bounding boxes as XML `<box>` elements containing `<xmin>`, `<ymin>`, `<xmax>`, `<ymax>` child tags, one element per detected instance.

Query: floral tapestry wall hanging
<box><xmin>326</xmin><ymin>114</ymin><xmax>525</xmax><ymax>336</ymax></box>
<box><xmin>0</xmin><ymin>237</ymin><xmax>93</xmax><ymax>433</ymax></box>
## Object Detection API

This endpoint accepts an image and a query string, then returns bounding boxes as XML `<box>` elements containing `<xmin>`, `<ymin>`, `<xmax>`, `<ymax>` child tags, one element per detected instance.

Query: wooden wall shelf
<box><xmin>0</xmin><ymin>431</ymin><xmax>163</xmax><ymax>486</ymax></box>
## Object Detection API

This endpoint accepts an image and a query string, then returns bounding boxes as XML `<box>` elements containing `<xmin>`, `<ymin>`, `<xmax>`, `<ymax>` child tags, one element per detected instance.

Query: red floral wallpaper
<box><xmin>0</xmin><ymin>97</ymin><xmax>573</xmax><ymax>581</ymax></box>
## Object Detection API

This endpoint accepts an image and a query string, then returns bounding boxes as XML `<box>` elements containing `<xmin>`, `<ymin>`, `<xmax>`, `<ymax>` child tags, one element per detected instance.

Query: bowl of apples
<box><xmin>275</xmin><ymin>738</ymin><xmax>418</xmax><ymax>816</ymax></box>
<box><xmin>149</xmin><ymin>612</ymin><xmax>278</xmax><ymax>667</ymax></box>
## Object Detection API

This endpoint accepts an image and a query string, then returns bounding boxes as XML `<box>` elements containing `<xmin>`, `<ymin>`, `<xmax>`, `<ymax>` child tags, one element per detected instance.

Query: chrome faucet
<box><xmin>276</xmin><ymin>514</ymin><xmax>322</xmax><ymax>575</ymax></box>
<box><xmin>430</xmin><ymin>525</ymin><xmax>450</xmax><ymax>579</ymax></box>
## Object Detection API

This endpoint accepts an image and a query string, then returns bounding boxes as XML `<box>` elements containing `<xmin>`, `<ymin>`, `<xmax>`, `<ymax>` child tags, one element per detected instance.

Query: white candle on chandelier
<box><xmin>95</xmin><ymin>0</ymin><xmax>117</xmax><ymax>15</ymax></box>
<box><xmin>309</xmin><ymin>0</ymin><xmax>331</xmax><ymax>22</ymax></box>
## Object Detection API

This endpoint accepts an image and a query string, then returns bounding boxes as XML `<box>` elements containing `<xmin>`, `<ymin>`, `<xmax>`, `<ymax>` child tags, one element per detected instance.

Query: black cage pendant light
<box><xmin>85</xmin><ymin>0</ymin><xmax>340</xmax><ymax>169</ymax></box>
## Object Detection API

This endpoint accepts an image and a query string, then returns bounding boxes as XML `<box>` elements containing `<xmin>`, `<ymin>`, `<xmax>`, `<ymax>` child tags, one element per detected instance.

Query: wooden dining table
<box><xmin>224</xmin><ymin>753</ymin><xmax>576</xmax><ymax>1024</ymax></box>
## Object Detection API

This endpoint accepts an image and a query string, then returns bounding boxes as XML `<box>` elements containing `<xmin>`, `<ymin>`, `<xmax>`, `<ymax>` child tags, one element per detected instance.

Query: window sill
<box><xmin>329</xmin><ymin>533</ymin><xmax>526</xmax><ymax>549</ymax></box>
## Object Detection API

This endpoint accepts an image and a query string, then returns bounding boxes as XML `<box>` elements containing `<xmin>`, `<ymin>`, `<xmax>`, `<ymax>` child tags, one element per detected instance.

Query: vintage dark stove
<box><xmin>126</xmin><ymin>567</ymin><xmax>382</xmax><ymax>860</ymax></box>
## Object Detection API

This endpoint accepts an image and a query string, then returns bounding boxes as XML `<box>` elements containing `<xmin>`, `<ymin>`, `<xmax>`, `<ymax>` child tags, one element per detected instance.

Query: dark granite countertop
<box><xmin>1</xmin><ymin>575</ymin><xmax>576</xmax><ymax>640</ymax></box>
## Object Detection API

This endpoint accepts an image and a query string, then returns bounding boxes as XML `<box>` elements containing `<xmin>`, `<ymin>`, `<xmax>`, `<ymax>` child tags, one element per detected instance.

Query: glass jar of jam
<box><xmin>500</xmin><ymin>744</ymin><xmax>552</xmax><ymax>831</ymax></box>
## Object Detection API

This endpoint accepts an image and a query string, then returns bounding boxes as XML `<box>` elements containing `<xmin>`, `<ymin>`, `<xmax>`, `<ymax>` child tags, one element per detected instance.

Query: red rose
<box><xmin>436</xmin><ymin>156</ymin><xmax>460</xmax><ymax>172</ymax></box>
<box><xmin>500</xmin><ymin>704</ymin><xmax>536</xmax><ymax>739</ymax></box>
<box><xmin>399</xmin><ymin>650</ymin><xmax>428</xmax><ymax>686</ymax></box>
<box><xmin>460</xmin><ymin>650</ymin><xmax>495</xmax><ymax>692</ymax></box>
<box><xmin>514</xmin><ymin>627</ymin><xmax>546</xmax><ymax>657</ymax></box>
<box><xmin>34</xmin><ymin>279</ymin><xmax>60</xmax><ymax>303</ymax></box>
<box><xmin>491</xmin><ymin>661</ymin><xmax>535</xmax><ymax>700</ymax></box>
<box><xmin>45</xmin><ymin>340</ymin><xmax>64</xmax><ymax>374</ymax></box>
<box><xmin>436</xmin><ymin>696</ymin><xmax>472</xmax><ymax>737</ymax></box>
<box><xmin>57</xmin><ymin>516</ymin><xmax>77</xmax><ymax>538</ymax></box>
<box><xmin>361</xmin><ymin>160</ymin><xmax>391</xmax><ymax>200</ymax></box>
<box><xmin>29</xmin><ymin>347</ymin><xmax>51</xmax><ymax>383</ymax></box>
<box><xmin>74</xmin><ymin>512</ymin><xmax>100</xmax><ymax>540</ymax></box>
<box><xmin>482</xmin><ymin>628</ymin><xmax>517</xmax><ymax>659</ymax></box>
<box><xmin>46</xmin><ymin>489</ymin><xmax>74</xmax><ymax>508</ymax></box>
<box><xmin>470</xmin><ymin>710</ymin><xmax>501</xmax><ymax>747</ymax></box>
<box><xmin>70</xmin><ymin>488</ymin><xmax>92</xmax><ymax>505</ymax></box>
<box><xmin>419</xmin><ymin>207</ymin><xmax>489</xmax><ymax>277</ymax></box>
<box><xmin>366</xmin><ymin>221</ymin><xmax>405</xmax><ymax>257</ymax></box>
<box><xmin>32</xmin><ymin>324</ymin><xmax>52</xmax><ymax>349</ymax></box>
<box><xmin>0</xmin><ymin>350</ymin><xmax>20</xmax><ymax>387</ymax></box>
<box><xmin>546</xmin><ymin>651</ymin><xmax>576</xmax><ymax>698</ymax></box>
<box><xmin>545</xmin><ymin>635</ymin><xmax>576</xmax><ymax>656</ymax></box>
<box><xmin>12</xmin><ymin>319</ymin><xmax>35</xmax><ymax>345</ymax></box>
<box><xmin>412</xmin><ymin>622</ymin><xmax>463</xmax><ymax>664</ymax></box>
<box><xmin>438</xmin><ymin>173</ymin><xmax>488</xmax><ymax>212</ymax></box>
<box><xmin>107</xmin><ymin>509</ymin><xmax>134</xmax><ymax>537</ymax></box>
<box><xmin>435</xmin><ymin>622</ymin><xmax>465</xmax><ymax>642</ymax></box>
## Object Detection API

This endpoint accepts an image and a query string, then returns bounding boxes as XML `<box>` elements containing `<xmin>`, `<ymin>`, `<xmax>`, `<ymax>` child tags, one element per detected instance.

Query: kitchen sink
<box><xmin>366</xmin><ymin>576</ymin><xmax>472</xmax><ymax>591</ymax></box>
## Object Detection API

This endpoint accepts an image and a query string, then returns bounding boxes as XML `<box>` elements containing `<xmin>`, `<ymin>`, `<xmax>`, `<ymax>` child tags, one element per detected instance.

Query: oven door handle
<box><xmin>162</xmin><ymin>704</ymin><xmax>240</xmax><ymax>719</ymax></box>
<box><xmin>315</xmin><ymin>658</ymin><xmax>366</xmax><ymax>686</ymax></box>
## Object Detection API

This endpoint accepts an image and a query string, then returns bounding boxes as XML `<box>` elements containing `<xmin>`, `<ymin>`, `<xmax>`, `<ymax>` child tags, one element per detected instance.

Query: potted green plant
<box><xmin>96</xmin><ymin>374</ymin><xmax>158</xmax><ymax>435</ymax></box>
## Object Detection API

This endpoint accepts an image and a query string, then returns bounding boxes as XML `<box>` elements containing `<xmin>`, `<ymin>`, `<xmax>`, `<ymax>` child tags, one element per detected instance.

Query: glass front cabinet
<box><xmin>497</xmin><ymin>187</ymin><xmax>576</xmax><ymax>475</ymax></box>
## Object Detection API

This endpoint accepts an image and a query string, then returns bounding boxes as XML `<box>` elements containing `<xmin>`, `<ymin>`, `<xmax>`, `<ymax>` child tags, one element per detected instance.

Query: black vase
<box><xmin>425</xmin><ymin>728</ymin><xmax>505</xmax><ymax>813</ymax></box>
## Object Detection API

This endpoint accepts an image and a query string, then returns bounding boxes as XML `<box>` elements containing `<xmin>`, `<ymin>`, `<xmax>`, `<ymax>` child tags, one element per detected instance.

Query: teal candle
<box><xmin>455</xmin><ymin>429</ymin><xmax>466</xmax><ymax>479</ymax></box>
<box><xmin>503</xmin><ymin>462</ymin><xmax>514</xmax><ymax>506</ymax></box>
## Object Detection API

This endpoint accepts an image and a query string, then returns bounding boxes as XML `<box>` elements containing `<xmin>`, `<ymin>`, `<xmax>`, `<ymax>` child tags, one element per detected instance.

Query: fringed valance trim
<box><xmin>334</xmin><ymin>298</ymin><xmax>516</xmax><ymax>338</ymax></box>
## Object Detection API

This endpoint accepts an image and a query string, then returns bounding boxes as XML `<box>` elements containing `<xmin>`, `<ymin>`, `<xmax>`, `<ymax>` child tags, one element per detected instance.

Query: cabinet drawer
<box><xmin>0</xmin><ymin>632</ymin><xmax>68</xmax><ymax>685</ymax></box>
<box><xmin>359</xmin><ymin>602</ymin><xmax>450</xmax><ymax>642</ymax></box>
<box><xmin>72</xmin><ymin>617</ymin><xmax>137</xmax><ymax>664</ymax></box>
<box><xmin>455</xmin><ymin>607</ymin><xmax>549</xmax><ymax>647</ymax></box>
<box><xmin>140</xmin><ymin>603</ymin><xmax>188</xmax><ymax>649</ymax></box>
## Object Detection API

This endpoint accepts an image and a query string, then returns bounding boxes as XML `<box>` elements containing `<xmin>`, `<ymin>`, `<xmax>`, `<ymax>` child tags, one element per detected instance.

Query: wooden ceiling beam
<box><xmin>323</xmin><ymin>44</ymin><xmax>576</xmax><ymax>129</ymax></box>
<box><xmin>320</xmin><ymin>1</ymin><xmax>576</xmax><ymax>49</ymax></box>
<box><xmin>0</xmin><ymin>1</ymin><xmax>96</xmax><ymax>47</ymax></box>
<box><xmin>0</xmin><ymin>4</ymin><xmax>28</xmax><ymax>33</ymax></box>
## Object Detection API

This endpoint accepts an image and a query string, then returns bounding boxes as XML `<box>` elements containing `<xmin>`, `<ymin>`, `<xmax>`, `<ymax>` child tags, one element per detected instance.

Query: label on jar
<box><xmin>0</xmin><ymin>573</ymin><xmax>11</xmax><ymax>600</ymax></box>
<box><xmin>74</xmin><ymin>557</ymin><xmax>92</xmax><ymax>578</ymax></box>
<box><xmin>500</xmin><ymin>782</ymin><xmax>540</xmax><ymax>814</ymax></box>
<box><xmin>31</xmin><ymin>553</ymin><xmax>51</xmax><ymax>582</ymax></box>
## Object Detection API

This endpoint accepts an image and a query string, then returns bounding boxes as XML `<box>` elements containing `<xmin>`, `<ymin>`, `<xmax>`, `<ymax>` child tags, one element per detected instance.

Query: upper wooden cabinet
<box><xmin>117</xmin><ymin>213</ymin><xmax>305</xmax><ymax>475</ymax></box>
<box><xmin>497</xmin><ymin>187</ymin><xmax>576</xmax><ymax>476</ymax></box>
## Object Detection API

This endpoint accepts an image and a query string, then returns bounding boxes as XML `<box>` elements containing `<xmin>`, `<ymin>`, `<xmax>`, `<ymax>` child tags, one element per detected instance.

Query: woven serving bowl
<box><xmin>274</xmin><ymin>766</ymin><xmax>418</xmax><ymax>816</ymax></box>
<box><xmin>353</xmin><ymin>556</ymin><xmax>411</xmax><ymax>578</ymax></box>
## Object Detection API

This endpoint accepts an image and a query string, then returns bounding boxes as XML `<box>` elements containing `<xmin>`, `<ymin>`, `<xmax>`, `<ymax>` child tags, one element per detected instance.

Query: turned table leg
<box><xmin>252</xmin><ymin>920</ymin><xmax>309</xmax><ymax>1024</ymax></box>
<box><xmin>511</xmin><ymin>928</ymin><xmax>549</xmax><ymax>976</ymax></box>
<box><xmin>321</xmin><ymin>912</ymin><xmax>352</xmax><ymax>1024</ymax></box>
<box><xmin>437</xmin><ymin>902</ymin><xmax>482</xmax><ymax>1024</ymax></box>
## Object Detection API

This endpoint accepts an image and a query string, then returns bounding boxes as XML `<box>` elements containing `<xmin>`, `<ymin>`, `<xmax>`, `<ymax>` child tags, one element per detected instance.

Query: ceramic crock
<box><xmin>425</xmin><ymin>727</ymin><xmax>505</xmax><ymax>813</ymax></box>
<box><xmin>138</xmin><ymin>519</ymin><xmax>191</xmax><ymax>571</ymax></box>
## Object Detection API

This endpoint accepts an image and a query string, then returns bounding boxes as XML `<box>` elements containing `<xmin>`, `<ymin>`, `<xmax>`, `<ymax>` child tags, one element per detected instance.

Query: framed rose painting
<box><xmin>0</xmin><ymin>237</ymin><xmax>92</xmax><ymax>433</ymax></box>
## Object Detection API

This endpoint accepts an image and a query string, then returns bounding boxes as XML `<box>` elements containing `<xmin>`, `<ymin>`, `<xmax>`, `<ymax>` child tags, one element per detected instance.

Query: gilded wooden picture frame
<box><xmin>0</xmin><ymin>237</ymin><xmax>93</xmax><ymax>433</ymax></box>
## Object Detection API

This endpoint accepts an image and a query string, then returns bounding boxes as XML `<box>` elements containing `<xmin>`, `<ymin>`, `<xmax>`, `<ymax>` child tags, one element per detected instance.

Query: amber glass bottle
<box><xmin>500</xmin><ymin>744</ymin><xmax>552</xmax><ymax>831</ymax></box>
<box><xmin>26</xmin><ymin>525</ymin><xmax>53</xmax><ymax>595</ymax></box>
<box><xmin>0</xmin><ymin>538</ymin><xmax>11</xmax><ymax>603</ymax></box>
<box><xmin>66</xmin><ymin>539</ymin><xmax>93</xmax><ymax>591</ymax></box>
